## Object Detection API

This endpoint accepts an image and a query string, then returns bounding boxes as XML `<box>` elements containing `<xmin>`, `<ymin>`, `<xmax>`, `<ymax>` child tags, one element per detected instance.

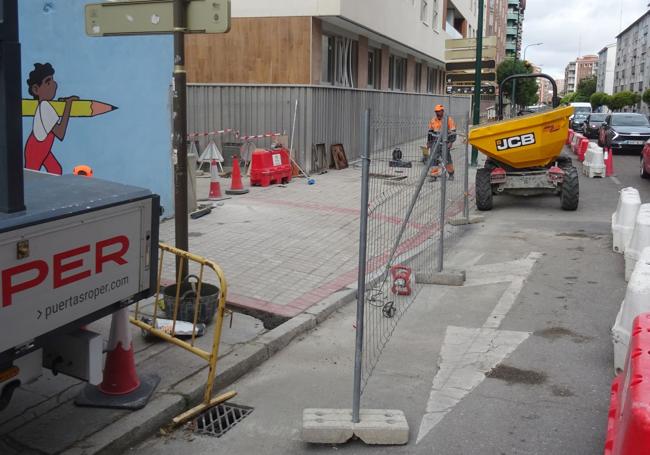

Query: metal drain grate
<box><xmin>192</xmin><ymin>402</ymin><xmax>254</xmax><ymax>438</ymax></box>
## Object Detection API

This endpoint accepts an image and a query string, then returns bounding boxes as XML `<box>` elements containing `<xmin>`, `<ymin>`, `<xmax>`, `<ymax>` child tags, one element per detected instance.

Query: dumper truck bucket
<box><xmin>469</xmin><ymin>73</ymin><xmax>574</xmax><ymax>169</ymax></box>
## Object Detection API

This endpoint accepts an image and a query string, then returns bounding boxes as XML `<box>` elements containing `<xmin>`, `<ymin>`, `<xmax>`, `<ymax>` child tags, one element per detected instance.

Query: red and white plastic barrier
<box><xmin>625</xmin><ymin>205</ymin><xmax>650</xmax><ymax>281</ymax></box>
<box><xmin>612</xmin><ymin>188</ymin><xmax>642</xmax><ymax>254</ymax></box>
<box><xmin>567</xmin><ymin>129</ymin><xmax>574</xmax><ymax>146</ymax></box>
<box><xmin>583</xmin><ymin>143</ymin><xmax>606</xmax><ymax>178</ymax></box>
<box><xmin>604</xmin><ymin>312</ymin><xmax>650</xmax><ymax>455</ymax></box>
<box><xmin>612</xmin><ymin>247</ymin><xmax>650</xmax><ymax>372</ymax></box>
<box><xmin>577</xmin><ymin>138</ymin><xmax>590</xmax><ymax>162</ymax></box>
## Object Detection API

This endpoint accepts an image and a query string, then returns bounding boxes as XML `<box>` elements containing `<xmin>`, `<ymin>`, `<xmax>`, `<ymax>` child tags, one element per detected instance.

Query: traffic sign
<box><xmin>446</xmin><ymin>60</ymin><xmax>496</xmax><ymax>72</ymax></box>
<box><xmin>447</xmin><ymin>72</ymin><xmax>496</xmax><ymax>83</ymax></box>
<box><xmin>445</xmin><ymin>47</ymin><xmax>496</xmax><ymax>61</ymax></box>
<box><xmin>446</xmin><ymin>85</ymin><xmax>496</xmax><ymax>95</ymax></box>
<box><xmin>85</xmin><ymin>0</ymin><xmax>231</xmax><ymax>36</ymax></box>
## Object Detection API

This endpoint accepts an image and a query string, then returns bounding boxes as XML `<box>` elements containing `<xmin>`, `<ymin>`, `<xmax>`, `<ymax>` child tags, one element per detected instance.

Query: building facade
<box><xmin>555</xmin><ymin>78</ymin><xmax>565</xmax><ymax>97</ymax></box>
<box><xmin>564</xmin><ymin>61</ymin><xmax>577</xmax><ymax>94</ymax></box>
<box><xmin>613</xmin><ymin>11</ymin><xmax>650</xmax><ymax>113</ymax></box>
<box><xmin>597</xmin><ymin>43</ymin><xmax>617</xmax><ymax>95</ymax></box>
<box><xmin>563</xmin><ymin>55</ymin><xmax>598</xmax><ymax>94</ymax></box>
<box><xmin>186</xmin><ymin>0</ymin><xmax>479</xmax><ymax>93</ymax></box>
<box><xmin>485</xmin><ymin>0</ymin><xmax>508</xmax><ymax>65</ymax></box>
<box><xmin>505</xmin><ymin>0</ymin><xmax>525</xmax><ymax>59</ymax></box>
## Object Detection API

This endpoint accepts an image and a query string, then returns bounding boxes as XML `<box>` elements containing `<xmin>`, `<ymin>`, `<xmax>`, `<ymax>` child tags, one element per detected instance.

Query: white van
<box><xmin>569</xmin><ymin>102</ymin><xmax>592</xmax><ymax>116</ymax></box>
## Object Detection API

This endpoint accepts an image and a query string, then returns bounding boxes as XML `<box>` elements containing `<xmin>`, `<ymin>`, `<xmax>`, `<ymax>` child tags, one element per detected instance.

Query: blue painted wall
<box><xmin>19</xmin><ymin>0</ymin><xmax>174</xmax><ymax>214</ymax></box>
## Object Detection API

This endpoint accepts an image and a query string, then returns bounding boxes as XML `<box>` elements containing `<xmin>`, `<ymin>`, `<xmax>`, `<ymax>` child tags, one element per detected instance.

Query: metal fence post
<box><xmin>437</xmin><ymin>112</ymin><xmax>449</xmax><ymax>273</ymax></box>
<box><xmin>352</xmin><ymin>109</ymin><xmax>371</xmax><ymax>424</ymax></box>
<box><xmin>464</xmin><ymin>111</ymin><xmax>471</xmax><ymax>221</ymax></box>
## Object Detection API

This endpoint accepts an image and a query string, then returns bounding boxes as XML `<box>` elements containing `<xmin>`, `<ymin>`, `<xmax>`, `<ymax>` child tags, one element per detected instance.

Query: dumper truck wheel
<box><xmin>560</xmin><ymin>166</ymin><xmax>579</xmax><ymax>211</ymax></box>
<box><xmin>476</xmin><ymin>168</ymin><xmax>493</xmax><ymax>211</ymax></box>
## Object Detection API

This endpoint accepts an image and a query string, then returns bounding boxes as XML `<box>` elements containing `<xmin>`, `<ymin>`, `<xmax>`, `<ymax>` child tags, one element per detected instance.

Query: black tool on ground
<box><xmin>389</xmin><ymin>148</ymin><xmax>412</xmax><ymax>169</ymax></box>
<box><xmin>190</xmin><ymin>205</ymin><xmax>212</xmax><ymax>219</ymax></box>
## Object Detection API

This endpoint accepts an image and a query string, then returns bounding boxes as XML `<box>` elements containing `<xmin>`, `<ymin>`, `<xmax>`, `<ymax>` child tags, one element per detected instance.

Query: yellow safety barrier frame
<box><xmin>131</xmin><ymin>243</ymin><xmax>235</xmax><ymax>426</ymax></box>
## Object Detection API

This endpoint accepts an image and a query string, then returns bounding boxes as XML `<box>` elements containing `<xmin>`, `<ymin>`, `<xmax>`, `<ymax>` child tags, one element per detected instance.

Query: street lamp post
<box><xmin>471</xmin><ymin>0</ymin><xmax>485</xmax><ymax>166</ymax></box>
<box><xmin>523</xmin><ymin>42</ymin><xmax>543</xmax><ymax>62</ymax></box>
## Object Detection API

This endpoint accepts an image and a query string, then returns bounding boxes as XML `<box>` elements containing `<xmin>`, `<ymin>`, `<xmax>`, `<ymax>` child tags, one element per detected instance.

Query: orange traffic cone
<box><xmin>75</xmin><ymin>308</ymin><xmax>159</xmax><ymax>409</ymax></box>
<box><xmin>208</xmin><ymin>159</ymin><xmax>224</xmax><ymax>200</ymax></box>
<box><xmin>226</xmin><ymin>156</ymin><xmax>249</xmax><ymax>195</ymax></box>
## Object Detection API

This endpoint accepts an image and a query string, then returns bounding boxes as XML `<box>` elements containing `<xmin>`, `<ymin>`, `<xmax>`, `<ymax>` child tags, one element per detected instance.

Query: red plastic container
<box><xmin>250</xmin><ymin>148</ymin><xmax>292</xmax><ymax>187</ymax></box>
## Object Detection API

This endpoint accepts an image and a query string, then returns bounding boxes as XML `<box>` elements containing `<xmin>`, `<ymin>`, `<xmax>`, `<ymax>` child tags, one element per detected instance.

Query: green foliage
<box><xmin>561</xmin><ymin>92</ymin><xmax>577</xmax><ymax>104</ymax></box>
<box><xmin>575</xmin><ymin>76</ymin><xmax>597</xmax><ymax>102</ymax></box>
<box><xmin>610</xmin><ymin>91</ymin><xmax>641</xmax><ymax>110</ymax></box>
<box><xmin>643</xmin><ymin>89</ymin><xmax>650</xmax><ymax>106</ymax></box>
<box><xmin>590</xmin><ymin>92</ymin><xmax>610</xmax><ymax>109</ymax></box>
<box><xmin>496</xmin><ymin>59</ymin><xmax>539</xmax><ymax>107</ymax></box>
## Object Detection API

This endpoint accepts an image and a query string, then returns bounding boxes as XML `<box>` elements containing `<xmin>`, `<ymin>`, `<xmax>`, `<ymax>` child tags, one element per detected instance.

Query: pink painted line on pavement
<box><xmin>286</xmin><ymin>189</ymin><xmax>472</xmax><ymax>312</ymax></box>
<box><xmin>245</xmin><ymin>197</ymin><xmax>427</xmax><ymax>229</ymax></box>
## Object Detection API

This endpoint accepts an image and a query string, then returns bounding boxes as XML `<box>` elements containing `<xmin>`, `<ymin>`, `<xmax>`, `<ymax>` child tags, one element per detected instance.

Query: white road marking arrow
<box><xmin>416</xmin><ymin>252</ymin><xmax>542</xmax><ymax>444</ymax></box>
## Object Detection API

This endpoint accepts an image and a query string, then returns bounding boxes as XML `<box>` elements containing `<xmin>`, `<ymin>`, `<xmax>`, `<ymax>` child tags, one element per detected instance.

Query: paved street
<box><xmin>132</xmin><ymin>150</ymin><xmax>645</xmax><ymax>454</ymax></box>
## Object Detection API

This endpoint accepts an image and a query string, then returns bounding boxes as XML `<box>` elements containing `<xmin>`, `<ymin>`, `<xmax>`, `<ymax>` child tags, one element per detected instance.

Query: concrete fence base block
<box><xmin>415</xmin><ymin>269</ymin><xmax>466</xmax><ymax>286</ymax></box>
<box><xmin>302</xmin><ymin>409</ymin><xmax>409</xmax><ymax>445</ymax></box>
<box><xmin>448</xmin><ymin>215</ymin><xmax>485</xmax><ymax>226</ymax></box>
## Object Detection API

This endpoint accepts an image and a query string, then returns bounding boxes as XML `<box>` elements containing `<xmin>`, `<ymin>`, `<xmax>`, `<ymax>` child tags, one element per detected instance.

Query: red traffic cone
<box><xmin>75</xmin><ymin>308</ymin><xmax>159</xmax><ymax>409</ymax></box>
<box><xmin>226</xmin><ymin>156</ymin><xmax>249</xmax><ymax>195</ymax></box>
<box><xmin>208</xmin><ymin>159</ymin><xmax>224</xmax><ymax>200</ymax></box>
<box><xmin>605</xmin><ymin>147</ymin><xmax>615</xmax><ymax>177</ymax></box>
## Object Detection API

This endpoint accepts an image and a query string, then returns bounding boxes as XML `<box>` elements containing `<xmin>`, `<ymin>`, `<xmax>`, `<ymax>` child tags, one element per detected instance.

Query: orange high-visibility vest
<box><xmin>428</xmin><ymin>116</ymin><xmax>456</xmax><ymax>132</ymax></box>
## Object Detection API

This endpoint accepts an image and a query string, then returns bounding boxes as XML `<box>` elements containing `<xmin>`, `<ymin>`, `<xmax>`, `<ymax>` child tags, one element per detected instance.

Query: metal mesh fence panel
<box><xmin>353</xmin><ymin>104</ymin><xmax>471</xmax><ymax>419</ymax></box>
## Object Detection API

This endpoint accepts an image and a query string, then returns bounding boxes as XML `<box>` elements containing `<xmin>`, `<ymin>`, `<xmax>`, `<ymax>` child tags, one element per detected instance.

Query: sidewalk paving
<box><xmin>1</xmin><ymin>155</ymin><xmax>473</xmax><ymax>454</ymax></box>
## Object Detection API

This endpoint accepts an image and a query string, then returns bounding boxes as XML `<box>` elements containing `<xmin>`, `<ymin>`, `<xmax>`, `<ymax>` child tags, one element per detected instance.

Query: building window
<box><xmin>368</xmin><ymin>48</ymin><xmax>382</xmax><ymax>89</ymax></box>
<box><xmin>421</xmin><ymin>0</ymin><xmax>429</xmax><ymax>24</ymax></box>
<box><xmin>432</xmin><ymin>0</ymin><xmax>439</xmax><ymax>30</ymax></box>
<box><xmin>321</xmin><ymin>35</ymin><xmax>358</xmax><ymax>88</ymax></box>
<box><xmin>389</xmin><ymin>55</ymin><xmax>408</xmax><ymax>91</ymax></box>
<box><xmin>415</xmin><ymin>63</ymin><xmax>423</xmax><ymax>92</ymax></box>
<box><xmin>427</xmin><ymin>67</ymin><xmax>437</xmax><ymax>93</ymax></box>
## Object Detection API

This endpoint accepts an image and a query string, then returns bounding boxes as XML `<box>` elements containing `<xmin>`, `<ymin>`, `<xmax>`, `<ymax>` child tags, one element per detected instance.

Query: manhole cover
<box><xmin>192</xmin><ymin>402</ymin><xmax>253</xmax><ymax>438</ymax></box>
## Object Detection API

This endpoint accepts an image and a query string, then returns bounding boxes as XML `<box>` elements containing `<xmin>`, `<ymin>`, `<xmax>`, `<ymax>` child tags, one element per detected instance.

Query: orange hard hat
<box><xmin>73</xmin><ymin>165</ymin><xmax>93</xmax><ymax>177</ymax></box>
<box><xmin>434</xmin><ymin>104</ymin><xmax>445</xmax><ymax>112</ymax></box>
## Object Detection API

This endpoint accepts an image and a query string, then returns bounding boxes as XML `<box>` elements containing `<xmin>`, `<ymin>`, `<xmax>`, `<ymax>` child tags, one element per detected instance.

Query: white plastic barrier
<box><xmin>612</xmin><ymin>187</ymin><xmax>642</xmax><ymax>253</ymax></box>
<box><xmin>582</xmin><ymin>144</ymin><xmax>606</xmax><ymax>178</ymax></box>
<box><xmin>612</xmin><ymin>247</ymin><xmax>650</xmax><ymax>372</ymax></box>
<box><xmin>625</xmin><ymin>204</ymin><xmax>650</xmax><ymax>281</ymax></box>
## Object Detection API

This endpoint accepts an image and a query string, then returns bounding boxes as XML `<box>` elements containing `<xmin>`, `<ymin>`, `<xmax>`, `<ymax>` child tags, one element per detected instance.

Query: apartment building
<box><xmin>613</xmin><ymin>10</ymin><xmax>650</xmax><ymax>113</ymax></box>
<box><xmin>563</xmin><ymin>55</ymin><xmax>598</xmax><ymax>94</ymax></box>
<box><xmin>485</xmin><ymin>0</ymin><xmax>508</xmax><ymax>65</ymax></box>
<box><xmin>555</xmin><ymin>78</ymin><xmax>565</xmax><ymax>97</ymax></box>
<box><xmin>597</xmin><ymin>43</ymin><xmax>617</xmax><ymax>95</ymax></box>
<box><xmin>186</xmin><ymin>0</ymin><xmax>479</xmax><ymax>93</ymax></box>
<box><xmin>505</xmin><ymin>0</ymin><xmax>525</xmax><ymax>59</ymax></box>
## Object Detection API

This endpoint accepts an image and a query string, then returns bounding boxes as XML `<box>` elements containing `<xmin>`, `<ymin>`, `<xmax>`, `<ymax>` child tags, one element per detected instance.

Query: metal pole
<box><xmin>352</xmin><ymin>109</ymin><xmax>371</xmax><ymax>424</ymax></box>
<box><xmin>437</xmin><ymin>113</ymin><xmax>448</xmax><ymax>273</ymax></box>
<box><xmin>0</xmin><ymin>0</ymin><xmax>25</xmax><ymax>213</ymax></box>
<box><xmin>471</xmin><ymin>0</ymin><xmax>484</xmax><ymax>167</ymax></box>
<box><xmin>511</xmin><ymin>2</ymin><xmax>521</xmax><ymax>118</ymax></box>
<box><xmin>464</xmin><ymin>110</ymin><xmax>470</xmax><ymax>220</ymax></box>
<box><xmin>173</xmin><ymin>0</ymin><xmax>189</xmax><ymax>278</ymax></box>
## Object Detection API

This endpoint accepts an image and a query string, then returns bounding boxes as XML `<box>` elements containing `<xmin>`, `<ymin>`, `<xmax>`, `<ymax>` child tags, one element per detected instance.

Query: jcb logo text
<box><xmin>496</xmin><ymin>133</ymin><xmax>536</xmax><ymax>151</ymax></box>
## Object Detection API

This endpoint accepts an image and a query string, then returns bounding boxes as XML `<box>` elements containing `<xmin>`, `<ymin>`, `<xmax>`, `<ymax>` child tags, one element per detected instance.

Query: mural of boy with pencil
<box><xmin>23</xmin><ymin>62</ymin><xmax>116</xmax><ymax>174</ymax></box>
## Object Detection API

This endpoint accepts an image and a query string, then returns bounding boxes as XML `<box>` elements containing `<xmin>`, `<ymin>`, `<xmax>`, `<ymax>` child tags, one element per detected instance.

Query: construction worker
<box><xmin>427</xmin><ymin>104</ymin><xmax>457</xmax><ymax>180</ymax></box>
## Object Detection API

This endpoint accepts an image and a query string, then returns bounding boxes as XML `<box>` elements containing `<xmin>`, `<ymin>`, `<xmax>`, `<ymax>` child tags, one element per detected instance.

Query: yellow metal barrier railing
<box><xmin>131</xmin><ymin>243</ymin><xmax>235</xmax><ymax>425</ymax></box>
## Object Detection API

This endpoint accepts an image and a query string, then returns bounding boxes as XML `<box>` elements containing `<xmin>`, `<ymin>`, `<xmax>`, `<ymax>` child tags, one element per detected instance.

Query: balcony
<box><xmin>506</xmin><ymin>41</ymin><xmax>516</xmax><ymax>51</ymax></box>
<box><xmin>507</xmin><ymin>11</ymin><xmax>519</xmax><ymax>20</ymax></box>
<box><xmin>506</xmin><ymin>26</ymin><xmax>518</xmax><ymax>35</ymax></box>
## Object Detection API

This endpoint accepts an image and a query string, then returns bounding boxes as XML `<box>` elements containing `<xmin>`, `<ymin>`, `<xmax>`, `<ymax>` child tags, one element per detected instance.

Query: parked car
<box><xmin>571</xmin><ymin>113</ymin><xmax>589</xmax><ymax>132</ymax></box>
<box><xmin>582</xmin><ymin>113</ymin><xmax>607</xmax><ymax>139</ymax></box>
<box><xmin>642</xmin><ymin>139</ymin><xmax>650</xmax><ymax>179</ymax></box>
<box><xmin>598</xmin><ymin>113</ymin><xmax>650</xmax><ymax>153</ymax></box>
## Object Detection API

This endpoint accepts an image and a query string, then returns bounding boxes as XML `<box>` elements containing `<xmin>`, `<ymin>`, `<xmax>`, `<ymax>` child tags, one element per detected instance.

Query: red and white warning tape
<box><xmin>187</xmin><ymin>129</ymin><xmax>284</xmax><ymax>141</ymax></box>
<box><xmin>187</xmin><ymin>128</ymin><xmax>237</xmax><ymax>139</ymax></box>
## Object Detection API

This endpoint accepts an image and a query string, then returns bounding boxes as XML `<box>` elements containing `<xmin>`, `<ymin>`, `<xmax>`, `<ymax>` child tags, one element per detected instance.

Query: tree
<box><xmin>610</xmin><ymin>91</ymin><xmax>639</xmax><ymax>110</ymax></box>
<box><xmin>590</xmin><ymin>92</ymin><xmax>610</xmax><ymax>110</ymax></box>
<box><xmin>643</xmin><ymin>89</ymin><xmax>650</xmax><ymax>107</ymax></box>
<box><xmin>561</xmin><ymin>92</ymin><xmax>577</xmax><ymax>105</ymax></box>
<box><xmin>575</xmin><ymin>75</ymin><xmax>597</xmax><ymax>102</ymax></box>
<box><xmin>496</xmin><ymin>59</ymin><xmax>539</xmax><ymax>107</ymax></box>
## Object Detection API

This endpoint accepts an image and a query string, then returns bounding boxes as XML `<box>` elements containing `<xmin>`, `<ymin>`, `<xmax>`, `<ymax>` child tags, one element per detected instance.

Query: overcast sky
<box><xmin>521</xmin><ymin>0</ymin><xmax>648</xmax><ymax>79</ymax></box>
